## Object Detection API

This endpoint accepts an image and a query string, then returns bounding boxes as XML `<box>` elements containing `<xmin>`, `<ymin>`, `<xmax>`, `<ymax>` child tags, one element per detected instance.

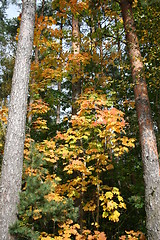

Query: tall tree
<box><xmin>120</xmin><ymin>0</ymin><xmax>160</xmax><ymax>239</ymax></box>
<box><xmin>56</xmin><ymin>17</ymin><xmax>63</xmax><ymax>125</ymax></box>
<box><xmin>0</xmin><ymin>0</ymin><xmax>36</xmax><ymax>239</ymax></box>
<box><xmin>72</xmin><ymin>14</ymin><xmax>81</xmax><ymax>115</ymax></box>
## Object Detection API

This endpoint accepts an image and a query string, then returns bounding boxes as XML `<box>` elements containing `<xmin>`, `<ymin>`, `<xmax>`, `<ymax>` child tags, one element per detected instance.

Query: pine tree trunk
<box><xmin>0</xmin><ymin>1</ymin><xmax>36</xmax><ymax>239</ymax></box>
<box><xmin>120</xmin><ymin>1</ymin><xmax>160</xmax><ymax>239</ymax></box>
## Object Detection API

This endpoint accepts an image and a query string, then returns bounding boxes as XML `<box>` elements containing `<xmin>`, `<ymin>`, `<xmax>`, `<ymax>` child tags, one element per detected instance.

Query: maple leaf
<box><xmin>109</xmin><ymin>210</ymin><xmax>120</xmax><ymax>222</ymax></box>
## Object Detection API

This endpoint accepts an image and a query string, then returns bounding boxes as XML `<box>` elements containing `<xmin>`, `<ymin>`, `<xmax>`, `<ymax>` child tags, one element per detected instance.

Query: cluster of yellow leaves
<box><xmin>32</xmin><ymin>117</ymin><xmax>48</xmax><ymax>130</ymax></box>
<box><xmin>100</xmin><ymin>187</ymin><xmax>126</xmax><ymax>222</ymax></box>
<box><xmin>37</xmin><ymin>140</ymin><xmax>58</xmax><ymax>163</ymax></box>
<box><xmin>56</xmin><ymin>89</ymin><xmax>135</xmax><ymax>166</ymax></box>
<box><xmin>52</xmin><ymin>90</ymin><xmax>134</xmax><ymax>222</ymax></box>
<box><xmin>22</xmin><ymin>90</ymin><xmax>135</xmax><ymax>232</ymax></box>
<box><xmin>70</xmin><ymin>0</ymin><xmax>89</xmax><ymax>15</ymax></box>
<box><xmin>0</xmin><ymin>106</ymin><xmax>8</xmax><ymax>125</ymax></box>
<box><xmin>119</xmin><ymin>230</ymin><xmax>146</xmax><ymax>240</ymax></box>
<box><xmin>54</xmin><ymin>0</ymin><xmax>89</xmax><ymax>16</ymax></box>
<box><xmin>51</xmin><ymin>220</ymin><xmax>107</xmax><ymax>240</ymax></box>
<box><xmin>23</xmin><ymin>89</ymin><xmax>135</xmax><ymax>232</ymax></box>
<box><xmin>28</xmin><ymin>99</ymin><xmax>50</xmax><ymax>116</ymax></box>
<box><xmin>23</xmin><ymin>135</ymin><xmax>34</xmax><ymax>160</ymax></box>
<box><xmin>28</xmin><ymin>100</ymin><xmax>50</xmax><ymax>130</ymax></box>
<box><xmin>39</xmin><ymin>232</ymin><xmax>54</xmax><ymax>240</ymax></box>
<box><xmin>0</xmin><ymin>106</ymin><xmax>8</xmax><ymax>149</ymax></box>
<box><xmin>33</xmin><ymin>208</ymin><xmax>42</xmax><ymax>221</ymax></box>
<box><xmin>44</xmin><ymin>174</ymin><xmax>63</xmax><ymax>203</ymax></box>
<box><xmin>132</xmin><ymin>0</ymin><xmax>138</xmax><ymax>8</ymax></box>
<box><xmin>83</xmin><ymin>200</ymin><xmax>97</xmax><ymax>212</ymax></box>
<box><xmin>39</xmin><ymin>227</ymin><xmax>145</xmax><ymax>240</ymax></box>
<box><xmin>30</xmin><ymin>14</ymin><xmax>67</xmax><ymax>96</ymax></box>
<box><xmin>45</xmin><ymin>192</ymin><xmax>63</xmax><ymax>202</ymax></box>
<box><xmin>34</xmin><ymin>15</ymin><xmax>56</xmax><ymax>47</ymax></box>
<box><xmin>24</xmin><ymin>167</ymin><xmax>38</xmax><ymax>177</ymax></box>
<box><xmin>66</xmin><ymin>53</ymin><xmax>91</xmax><ymax>84</ymax></box>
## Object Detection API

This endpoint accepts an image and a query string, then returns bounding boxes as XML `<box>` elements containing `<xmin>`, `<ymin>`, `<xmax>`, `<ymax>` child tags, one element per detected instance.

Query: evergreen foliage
<box><xmin>10</xmin><ymin>144</ymin><xmax>78</xmax><ymax>239</ymax></box>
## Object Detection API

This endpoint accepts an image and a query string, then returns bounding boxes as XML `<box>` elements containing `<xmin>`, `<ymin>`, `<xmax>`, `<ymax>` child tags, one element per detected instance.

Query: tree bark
<box><xmin>120</xmin><ymin>1</ymin><xmax>160</xmax><ymax>239</ymax></box>
<box><xmin>56</xmin><ymin>81</ymin><xmax>61</xmax><ymax>124</ymax></box>
<box><xmin>72</xmin><ymin>15</ymin><xmax>81</xmax><ymax>115</ymax></box>
<box><xmin>72</xmin><ymin>13</ymin><xmax>83</xmax><ymax>230</ymax></box>
<box><xmin>0</xmin><ymin>1</ymin><xmax>36</xmax><ymax>239</ymax></box>
<box><xmin>56</xmin><ymin>18</ymin><xmax>63</xmax><ymax>125</ymax></box>
<box><xmin>28</xmin><ymin>47</ymin><xmax>38</xmax><ymax>125</ymax></box>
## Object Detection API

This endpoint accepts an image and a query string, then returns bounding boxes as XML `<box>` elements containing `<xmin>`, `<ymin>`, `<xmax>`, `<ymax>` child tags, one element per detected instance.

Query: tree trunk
<box><xmin>28</xmin><ymin>47</ymin><xmax>38</xmax><ymax>125</ymax></box>
<box><xmin>120</xmin><ymin>1</ymin><xmax>160</xmax><ymax>239</ymax></box>
<box><xmin>56</xmin><ymin>81</ymin><xmax>61</xmax><ymax>124</ymax></box>
<box><xmin>72</xmin><ymin>13</ymin><xmax>83</xmax><ymax>230</ymax></box>
<box><xmin>0</xmin><ymin>1</ymin><xmax>36</xmax><ymax>239</ymax></box>
<box><xmin>72</xmin><ymin>15</ymin><xmax>81</xmax><ymax>115</ymax></box>
<box><xmin>56</xmin><ymin>18</ymin><xmax>63</xmax><ymax>124</ymax></box>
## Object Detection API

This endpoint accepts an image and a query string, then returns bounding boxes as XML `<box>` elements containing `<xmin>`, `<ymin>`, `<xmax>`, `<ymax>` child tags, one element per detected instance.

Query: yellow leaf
<box><xmin>112</xmin><ymin>187</ymin><xmax>120</xmax><ymax>195</ymax></box>
<box><xmin>105</xmin><ymin>191</ymin><xmax>113</xmax><ymax>199</ymax></box>
<box><xmin>119</xmin><ymin>202</ymin><xmax>126</xmax><ymax>209</ymax></box>
<box><xmin>102</xmin><ymin>212</ymin><xmax>108</xmax><ymax>218</ymax></box>
<box><xmin>109</xmin><ymin>210</ymin><xmax>120</xmax><ymax>222</ymax></box>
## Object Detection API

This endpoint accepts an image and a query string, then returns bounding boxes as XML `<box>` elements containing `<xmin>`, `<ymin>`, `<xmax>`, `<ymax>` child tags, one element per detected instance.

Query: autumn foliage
<box><xmin>3</xmin><ymin>0</ymin><xmax>159</xmax><ymax>239</ymax></box>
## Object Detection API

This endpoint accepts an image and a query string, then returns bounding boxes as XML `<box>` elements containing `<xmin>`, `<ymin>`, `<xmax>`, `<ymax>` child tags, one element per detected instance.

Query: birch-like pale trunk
<box><xmin>0</xmin><ymin>1</ymin><xmax>36</xmax><ymax>239</ymax></box>
<box><xmin>56</xmin><ymin>18</ymin><xmax>63</xmax><ymax>125</ymax></box>
<box><xmin>120</xmin><ymin>1</ymin><xmax>160</xmax><ymax>239</ymax></box>
<box><xmin>72</xmin><ymin>15</ymin><xmax>81</xmax><ymax>115</ymax></box>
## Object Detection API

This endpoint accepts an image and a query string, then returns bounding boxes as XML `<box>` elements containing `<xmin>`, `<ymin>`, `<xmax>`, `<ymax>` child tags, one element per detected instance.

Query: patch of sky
<box><xmin>6</xmin><ymin>0</ymin><xmax>41</xmax><ymax>19</ymax></box>
<box><xmin>6</xmin><ymin>0</ymin><xmax>21</xmax><ymax>19</ymax></box>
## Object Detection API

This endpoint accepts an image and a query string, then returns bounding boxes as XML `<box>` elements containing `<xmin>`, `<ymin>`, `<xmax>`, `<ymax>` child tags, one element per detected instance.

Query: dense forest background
<box><xmin>0</xmin><ymin>0</ymin><xmax>160</xmax><ymax>239</ymax></box>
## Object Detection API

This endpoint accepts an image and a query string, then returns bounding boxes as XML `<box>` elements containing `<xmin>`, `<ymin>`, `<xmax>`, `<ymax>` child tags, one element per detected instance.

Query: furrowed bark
<box><xmin>0</xmin><ymin>1</ymin><xmax>36</xmax><ymax>239</ymax></box>
<box><xmin>120</xmin><ymin>1</ymin><xmax>160</xmax><ymax>239</ymax></box>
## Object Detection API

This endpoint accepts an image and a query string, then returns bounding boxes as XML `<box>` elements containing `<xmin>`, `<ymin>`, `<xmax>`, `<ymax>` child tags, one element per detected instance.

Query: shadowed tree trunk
<box><xmin>72</xmin><ymin>15</ymin><xmax>81</xmax><ymax>115</ymax></box>
<box><xmin>0</xmin><ymin>1</ymin><xmax>36</xmax><ymax>239</ymax></box>
<box><xmin>56</xmin><ymin>82</ymin><xmax>61</xmax><ymax>124</ymax></box>
<box><xmin>72</xmin><ymin>12</ymin><xmax>83</xmax><ymax>230</ymax></box>
<box><xmin>28</xmin><ymin>47</ymin><xmax>38</xmax><ymax>125</ymax></box>
<box><xmin>56</xmin><ymin>18</ymin><xmax>63</xmax><ymax>125</ymax></box>
<box><xmin>120</xmin><ymin>1</ymin><xmax>160</xmax><ymax>239</ymax></box>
